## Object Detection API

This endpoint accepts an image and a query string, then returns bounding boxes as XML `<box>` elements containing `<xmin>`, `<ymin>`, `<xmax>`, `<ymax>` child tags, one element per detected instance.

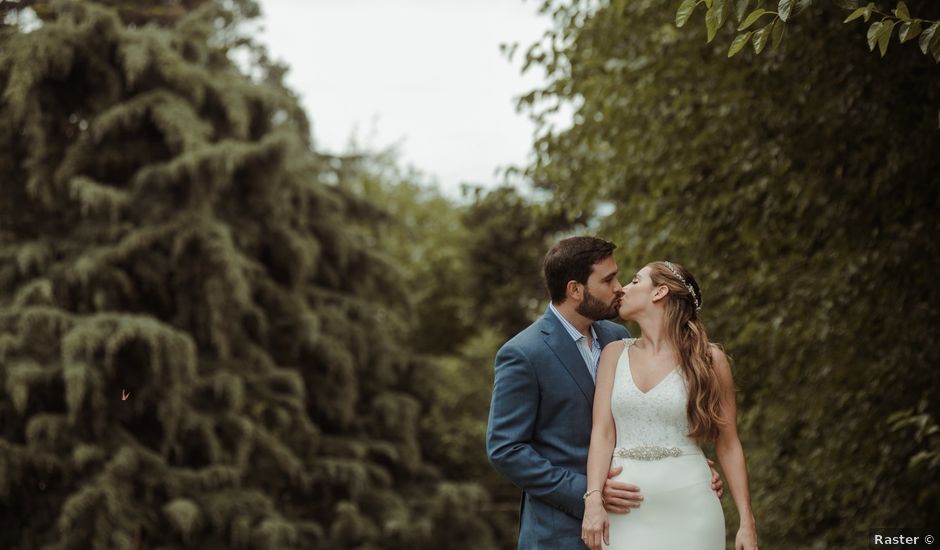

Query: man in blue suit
<box><xmin>486</xmin><ymin>236</ymin><xmax>722</xmax><ymax>549</ymax></box>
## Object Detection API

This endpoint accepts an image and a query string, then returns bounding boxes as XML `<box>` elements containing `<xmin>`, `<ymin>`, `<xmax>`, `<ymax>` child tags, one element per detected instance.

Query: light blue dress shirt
<box><xmin>548</xmin><ymin>302</ymin><xmax>603</xmax><ymax>382</ymax></box>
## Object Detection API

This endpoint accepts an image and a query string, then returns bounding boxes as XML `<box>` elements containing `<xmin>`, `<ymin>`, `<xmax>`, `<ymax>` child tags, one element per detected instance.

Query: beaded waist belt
<box><xmin>613</xmin><ymin>445</ymin><xmax>701</xmax><ymax>461</ymax></box>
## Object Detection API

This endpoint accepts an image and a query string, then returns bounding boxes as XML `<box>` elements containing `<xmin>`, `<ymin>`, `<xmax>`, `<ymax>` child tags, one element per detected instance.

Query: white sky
<box><xmin>257</xmin><ymin>0</ymin><xmax>556</xmax><ymax>197</ymax></box>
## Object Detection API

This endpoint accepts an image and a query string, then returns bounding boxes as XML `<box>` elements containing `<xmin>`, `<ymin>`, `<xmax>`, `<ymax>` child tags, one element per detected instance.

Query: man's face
<box><xmin>575</xmin><ymin>256</ymin><xmax>624</xmax><ymax>321</ymax></box>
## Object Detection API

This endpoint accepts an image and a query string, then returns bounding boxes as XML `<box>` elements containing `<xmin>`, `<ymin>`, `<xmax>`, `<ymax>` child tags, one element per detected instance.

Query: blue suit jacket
<box><xmin>486</xmin><ymin>306</ymin><xmax>630</xmax><ymax>550</ymax></box>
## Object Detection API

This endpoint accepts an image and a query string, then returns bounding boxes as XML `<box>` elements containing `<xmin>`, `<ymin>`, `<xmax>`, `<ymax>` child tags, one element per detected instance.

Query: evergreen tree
<box><xmin>2</xmin><ymin>0</ymin><xmax>220</xmax><ymax>26</ymax></box>
<box><xmin>0</xmin><ymin>2</ymin><xmax>492</xmax><ymax>548</ymax></box>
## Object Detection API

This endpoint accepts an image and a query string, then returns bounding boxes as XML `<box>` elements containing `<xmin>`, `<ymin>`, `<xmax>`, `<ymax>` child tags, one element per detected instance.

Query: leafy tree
<box><xmin>519</xmin><ymin>0</ymin><xmax>940</xmax><ymax>547</ymax></box>
<box><xmin>671</xmin><ymin>0</ymin><xmax>940</xmax><ymax>61</ymax></box>
<box><xmin>333</xmin><ymin>152</ymin><xmax>476</xmax><ymax>356</ymax></box>
<box><xmin>2</xmin><ymin>0</ymin><xmax>225</xmax><ymax>26</ymax></box>
<box><xmin>460</xmin><ymin>185</ymin><xmax>572</xmax><ymax>337</ymax></box>
<box><xmin>0</xmin><ymin>2</ymin><xmax>493</xmax><ymax>548</ymax></box>
<box><xmin>337</xmin><ymin>154</ymin><xmax>580</xmax><ymax>548</ymax></box>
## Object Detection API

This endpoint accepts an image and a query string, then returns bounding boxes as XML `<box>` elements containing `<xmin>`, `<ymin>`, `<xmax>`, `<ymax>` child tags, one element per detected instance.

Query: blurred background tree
<box><xmin>3</xmin><ymin>0</ymin><xmax>938</xmax><ymax>548</ymax></box>
<box><xmin>0</xmin><ymin>1</ymin><xmax>496</xmax><ymax>548</ymax></box>
<box><xmin>2</xmin><ymin>0</ymin><xmax>220</xmax><ymax>26</ymax></box>
<box><xmin>334</xmin><ymin>151</ymin><xmax>575</xmax><ymax>546</ymax></box>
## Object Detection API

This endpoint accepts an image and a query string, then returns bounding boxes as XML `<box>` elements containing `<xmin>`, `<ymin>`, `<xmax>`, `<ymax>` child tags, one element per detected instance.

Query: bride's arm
<box><xmin>582</xmin><ymin>340</ymin><xmax>624</xmax><ymax>550</ymax></box>
<box><xmin>712</xmin><ymin>346</ymin><xmax>758</xmax><ymax>550</ymax></box>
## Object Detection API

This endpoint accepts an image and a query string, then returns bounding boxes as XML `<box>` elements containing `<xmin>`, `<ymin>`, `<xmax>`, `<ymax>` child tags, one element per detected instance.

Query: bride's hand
<box><xmin>735</xmin><ymin>524</ymin><xmax>758</xmax><ymax>550</ymax></box>
<box><xmin>581</xmin><ymin>496</ymin><xmax>609</xmax><ymax>550</ymax></box>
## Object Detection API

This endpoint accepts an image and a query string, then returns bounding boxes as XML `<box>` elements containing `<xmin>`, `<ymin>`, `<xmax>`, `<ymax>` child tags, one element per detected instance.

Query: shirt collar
<box><xmin>548</xmin><ymin>302</ymin><xmax>598</xmax><ymax>343</ymax></box>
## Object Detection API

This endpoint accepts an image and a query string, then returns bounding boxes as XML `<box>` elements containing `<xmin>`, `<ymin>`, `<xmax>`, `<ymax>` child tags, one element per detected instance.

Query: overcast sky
<box><xmin>257</xmin><ymin>0</ymin><xmax>555</xmax><ymax>197</ymax></box>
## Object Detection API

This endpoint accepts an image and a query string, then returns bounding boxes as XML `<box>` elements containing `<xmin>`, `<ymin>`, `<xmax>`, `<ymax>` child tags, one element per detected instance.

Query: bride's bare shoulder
<box><xmin>709</xmin><ymin>344</ymin><xmax>733</xmax><ymax>382</ymax></box>
<box><xmin>602</xmin><ymin>339</ymin><xmax>627</xmax><ymax>354</ymax></box>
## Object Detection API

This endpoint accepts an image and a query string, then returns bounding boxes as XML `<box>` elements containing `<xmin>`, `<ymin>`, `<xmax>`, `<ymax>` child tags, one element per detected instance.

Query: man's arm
<box><xmin>486</xmin><ymin>343</ymin><xmax>587</xmax><ymax>518</ymax></box>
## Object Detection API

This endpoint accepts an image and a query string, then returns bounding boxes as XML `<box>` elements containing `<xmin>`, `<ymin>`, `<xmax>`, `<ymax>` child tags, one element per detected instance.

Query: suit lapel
<box><xmin>540</xmin><ymin>310</ymin><xmax>595</xmax><ymax>405</ymax></box>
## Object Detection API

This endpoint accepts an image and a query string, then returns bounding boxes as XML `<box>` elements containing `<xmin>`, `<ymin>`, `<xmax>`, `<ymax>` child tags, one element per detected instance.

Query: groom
<box><xmin>486</xmin><ymin>236</ymin><xmax>722</xmax><ymax>549</ymax></box>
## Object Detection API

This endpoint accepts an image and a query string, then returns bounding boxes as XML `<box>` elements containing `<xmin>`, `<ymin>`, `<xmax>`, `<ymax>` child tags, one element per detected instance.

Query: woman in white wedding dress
<box><xmin>581</xmin><ymin>261</ymin><xmax>758</xmax><ymax>550</ymax></box>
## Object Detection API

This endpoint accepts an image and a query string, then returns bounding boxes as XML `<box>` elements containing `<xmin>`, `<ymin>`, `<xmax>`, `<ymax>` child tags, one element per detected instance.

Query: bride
<box><xmin>581</xmin><ymin>261</ymin><xmax>758</xmax><ymax>550</ymax></box>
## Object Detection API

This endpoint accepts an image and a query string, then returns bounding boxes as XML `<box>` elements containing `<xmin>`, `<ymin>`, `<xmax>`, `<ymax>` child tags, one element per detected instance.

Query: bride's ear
<box><xmin>651</xmin><ymin>285</ymin><xmax>669</xmax><ymax>303</ymax></box>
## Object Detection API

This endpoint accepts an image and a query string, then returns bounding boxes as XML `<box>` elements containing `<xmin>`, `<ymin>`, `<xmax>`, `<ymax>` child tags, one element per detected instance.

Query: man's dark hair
<box><xmin>543</xmin><ymin>236</ymin><xmax>617</xmax><ymax>304</ymax></box>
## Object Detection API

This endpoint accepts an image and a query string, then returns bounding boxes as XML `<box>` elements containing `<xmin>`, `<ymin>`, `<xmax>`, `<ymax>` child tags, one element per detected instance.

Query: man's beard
<box><xmin>576</xmin><ymin>288</ymin><xmax>619</xmax><ymax>321</ymax></box>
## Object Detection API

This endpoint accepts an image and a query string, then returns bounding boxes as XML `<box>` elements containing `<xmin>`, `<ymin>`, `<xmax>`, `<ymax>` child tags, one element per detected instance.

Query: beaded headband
<box><xmin>663</xmin><ymin>261</ymin><xmax>701</xmax><ymax>310</ymax></box>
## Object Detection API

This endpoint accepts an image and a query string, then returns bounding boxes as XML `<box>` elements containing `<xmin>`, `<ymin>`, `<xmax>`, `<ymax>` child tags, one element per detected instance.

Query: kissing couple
<box><xmin>486</xmin><ymin>236</ymin><xmax>758</xmax><ymax>550</ymax></box>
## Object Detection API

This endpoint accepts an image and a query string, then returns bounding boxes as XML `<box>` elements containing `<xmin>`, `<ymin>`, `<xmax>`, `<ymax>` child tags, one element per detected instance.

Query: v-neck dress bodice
<box><xmin>610</xmin><ymin>338</ymin><xmax>695</xmax><ymax>450</ymax></box>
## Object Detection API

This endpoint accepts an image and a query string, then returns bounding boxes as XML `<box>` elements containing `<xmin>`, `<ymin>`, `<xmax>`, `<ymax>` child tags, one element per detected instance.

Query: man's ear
<box><xmin>566</xmin><ymin>280</ymin><xmax>582</xmax><ymax>302</ymax></box>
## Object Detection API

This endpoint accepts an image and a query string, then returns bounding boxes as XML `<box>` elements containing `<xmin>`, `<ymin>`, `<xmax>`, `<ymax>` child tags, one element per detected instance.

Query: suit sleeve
<box><xmin>485</xmin><ymin>342</ymin><xmax>587</xmax><ymax>518</ymax></box>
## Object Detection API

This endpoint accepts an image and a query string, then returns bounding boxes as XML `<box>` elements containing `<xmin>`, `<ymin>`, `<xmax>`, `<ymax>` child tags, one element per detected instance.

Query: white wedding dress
<box><xmin>605</xmin><ymin>338</ymin><xmax>725</xmax><ymax>549</ymax></box>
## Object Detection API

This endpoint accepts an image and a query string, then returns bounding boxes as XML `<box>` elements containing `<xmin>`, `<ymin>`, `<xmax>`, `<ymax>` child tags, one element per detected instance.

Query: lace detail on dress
<box><xmin>610</xmin><ymin>338</ymin><xmax>697</xmax><ymax>449</ymax></box>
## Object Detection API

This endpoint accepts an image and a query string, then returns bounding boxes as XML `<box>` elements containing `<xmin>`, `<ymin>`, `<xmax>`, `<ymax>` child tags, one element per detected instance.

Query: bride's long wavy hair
<box><xmin>648</xmin><ymin>261</ymin><xmax>725</xmax><ymax>444</ymax></box>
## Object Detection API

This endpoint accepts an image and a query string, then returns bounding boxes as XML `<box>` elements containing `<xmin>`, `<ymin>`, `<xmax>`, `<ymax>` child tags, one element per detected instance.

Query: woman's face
<box><xmin>618</xmin><ymin>265</ymin><xmax>658</xmax><ymax>320</ymax></box>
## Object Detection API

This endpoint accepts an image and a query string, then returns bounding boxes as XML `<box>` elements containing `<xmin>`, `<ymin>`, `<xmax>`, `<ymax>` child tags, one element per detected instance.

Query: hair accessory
<box><xmin>663</xmin><ymin>261</ymin><xmax>701</xmax><ymax>310</ymax></box>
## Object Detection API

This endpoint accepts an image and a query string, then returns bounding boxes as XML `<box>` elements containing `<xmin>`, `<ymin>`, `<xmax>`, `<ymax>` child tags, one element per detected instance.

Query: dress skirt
<box><xmin>605</xmin><ymin>452</ymin><xmax>725</xmax><ymax>550</ymax></box>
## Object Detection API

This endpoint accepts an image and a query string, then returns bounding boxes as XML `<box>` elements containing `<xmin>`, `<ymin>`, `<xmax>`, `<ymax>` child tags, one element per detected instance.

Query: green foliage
<box><xmin>0</xmin><ymin>1</ymin><xmax>492</xmax><ymax>548</ymax></box>
<box><xmin>338</xmin><ymin>155</ymin><xmax>585</xmax><ymax>548</ymax></box>
<box><xmin>1</xmin><ymin>0</ymin><xmax>247</xmax><ymax>27</ymax></box>
<box><xmin>10</xmin><ymin>0</ymin><xmax>937</xmax><ymax>549</ymax></box>
<box><xmin>519</xmin><ymin>0</ymin><xmax>940</xmax><ymax>546</ymax></box>
<box><xmin>460</xmin><ymin>186</ymin><xmax>571</xmax><ymax>336</ymax></box>
<box><xmin>334</xmin><ymin>153</ymin><xmax>474</xmax><ymax>355</ymax></box>
<box><xmin>680</xmin><ymin>0</ymin><xmax>940</xmax><ymax>62</ymax></box>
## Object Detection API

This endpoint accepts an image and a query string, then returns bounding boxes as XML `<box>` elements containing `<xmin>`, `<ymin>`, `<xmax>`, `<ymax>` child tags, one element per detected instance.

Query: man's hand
<box><xmin>602</xmin><ymin>466</ymin><xmax>643</xmax><ymax>514</ymax></box>
<box><xmin>707</xmin><ymin>458</ymin><xmax>724</xmax><ymax>498</ymax></box>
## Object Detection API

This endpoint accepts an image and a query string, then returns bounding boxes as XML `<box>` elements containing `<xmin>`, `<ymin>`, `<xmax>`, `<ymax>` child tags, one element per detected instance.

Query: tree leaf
<box><xmin>834</xmin><ymin>0</ymin><xmax>859</xmax><ymax>8</ymax></box>
<box><xmin>729</xmin><ymin>32</ymin><xmax>753</xmax><ymax>56</ymax></box>
<box><xmin>778</xmin><ymin>0</ymin><xmax>793</xmax><ymax>22</ymax></box>
<box><xmin>676</xmin><ymin>0</ymin><xmax>698</xmax><ymax>28</ymax></box>
<box><xmin>735</xmin><ymin>0</ymin><xmax>751</xmax><ymax>23</ymax></box>
<box><xmin>843</xmin><ymin>7</ymin><xmax>868</xmax><ymax>23</ymax></box>
<box><xmin>715</xmin><ymin>0</ymin><xmax>729</xmax><ymax>27</ymax></box>
<box><xmin>752</xmin><ymin>23</ymin><xmax>772</xmax><ymax>53</ymax></box>
<box><xmin>893</xmin><ymin>1</ymin><xmax>910</xmax><ymax>21</ymax></box>
<box><xmin>919</xmin><ymin>21</ymin><xmax>939</xmax><ymax>55</ymax></box>
<box><xmin>739</xmin><ymin>8</ymin><xmax>768</xmax><ymax>30</ymax></box>
<box><xmin>706</xmin><ymin>5</ymin><xmax>721</xmax><ymax>42</ymax></box>
<box><xmin>899</xmin><ymin>20</ymin><xmax>921</xmax><ymax>43</ymax></box>
<box><xmin>878</xmin><ymin>20</ymin><xmax>896</xmax><ymax>56</ymax></box>
<box><xmin>931</xmin><ymin>29</ymin><xmax>940</xmax><ymax>62</ymax></box>
<box><xmin>771</xmin><ymin>17</ymin><xmax>786</xmax><ymax>49</ymax></box>
<box><xmin>867</xmin><ymin>21</ymin><xmax>883</xmax><ymax>51</ymax></box>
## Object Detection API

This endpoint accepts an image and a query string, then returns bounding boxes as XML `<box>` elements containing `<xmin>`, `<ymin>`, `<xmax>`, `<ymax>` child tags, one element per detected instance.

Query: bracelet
<box><xmin>582</xmin><ymin>489</ymin><xmax>602</xmax><ymax>501</ymax></box>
